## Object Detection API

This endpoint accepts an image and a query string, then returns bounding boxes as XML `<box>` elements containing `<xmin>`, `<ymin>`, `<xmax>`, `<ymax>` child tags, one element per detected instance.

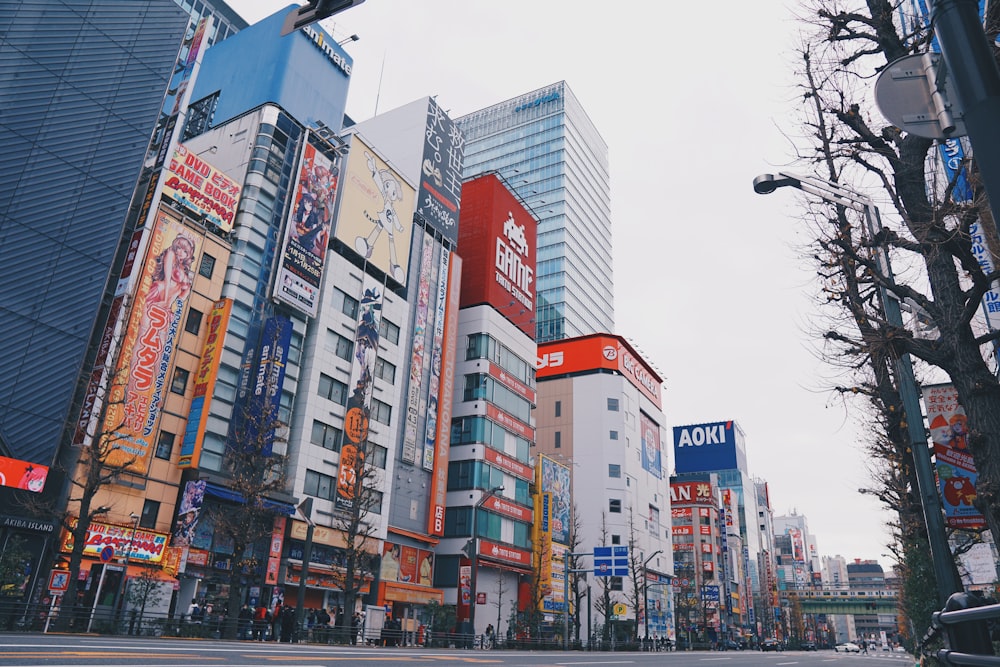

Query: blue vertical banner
<box><xmin>228</xmin><ymin>315</ymin><xmax>293</xmax><ymax>456</ymax></box>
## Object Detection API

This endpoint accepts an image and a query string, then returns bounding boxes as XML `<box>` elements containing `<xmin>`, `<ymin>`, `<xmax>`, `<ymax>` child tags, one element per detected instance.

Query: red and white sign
<box><xmin>489</xmin><ymin>361</ymin><xmax>536</xmax><ymax>403</ymax></box>
<box><xmin>485</xmin><ymin>404</ymin><xmax>534</xmax><ymax>442</ymax></box>
<box><xmin>536</xmin><ymin>335</ymin><xmax>662</xmax><ymax>408</ymax></box>
<box><xmin>482</xmin><ymin>495</ymin><xmax>533</xmax><ymax>522</ymax></box>
<box><xmin>478</xmin><ymin>539</ymin><xmax>531</xmax><ymax>569</ymax></box>
<box><xmin>63</xmin><ymin>521</ymin><xmax>169</xmax><ymax>563</ymax></box>
<box><xmin>457</xmin><ymin>174</ymin><xmax>537</xmax><ymax>338</ymax></box>
<box><xmin>483</xmin><ymin>445</ymin><xmax>533</xmax><ymax>481</ymax></box>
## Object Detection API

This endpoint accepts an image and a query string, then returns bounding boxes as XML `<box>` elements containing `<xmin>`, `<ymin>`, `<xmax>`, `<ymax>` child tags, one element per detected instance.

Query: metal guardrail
<box><xmin>922</xmin><ymin>593</ymin><xmax>999</xmax><ymax>666</ymax></box>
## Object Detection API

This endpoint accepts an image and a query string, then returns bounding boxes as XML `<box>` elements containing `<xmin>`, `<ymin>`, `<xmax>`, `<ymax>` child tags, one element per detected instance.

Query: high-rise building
<box><xmin>445</xmin><ymin>173</ymin><xmax>539</xmax><ymax>636</ymax></box>
<box><xmin>457</xmin><ymin>81</ymin><xmax>613</xmax><ymax>343</ymax></box>
<box><xmin>534</xmin><ymin>334</ymin><xmax>672</xmax><ymax>641</ymax></box>
<box><xmin>0</xmin><ymin>0</ymin><xmax>190</xmax><ymax>601</ymax></box>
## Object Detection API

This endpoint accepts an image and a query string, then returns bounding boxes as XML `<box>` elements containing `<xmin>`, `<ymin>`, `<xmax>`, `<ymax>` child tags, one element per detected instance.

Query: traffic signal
<box><xmin>281</xmin><ymin>0</ymin><xmax>366</xmax><ymax>35</ymax></box>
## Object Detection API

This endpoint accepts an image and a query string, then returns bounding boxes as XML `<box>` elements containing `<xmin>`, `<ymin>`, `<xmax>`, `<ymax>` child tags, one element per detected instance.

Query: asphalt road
<box><xmin>0</xmin><ymin>634</ymin><xmax>919</xmax><ymax>667</ymax></box>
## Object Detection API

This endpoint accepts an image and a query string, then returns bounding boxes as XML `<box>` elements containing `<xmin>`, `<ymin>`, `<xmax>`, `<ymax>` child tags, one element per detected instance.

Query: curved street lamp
<box><xmin>752</xmin><ymin>171</ymin><xmax>958</xmax><ymax>605</ymax></box>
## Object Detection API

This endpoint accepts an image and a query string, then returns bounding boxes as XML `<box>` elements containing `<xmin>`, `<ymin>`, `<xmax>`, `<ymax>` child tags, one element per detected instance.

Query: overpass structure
<box><xmin>781</xmin><ymin>589</ymin><xmax>898</xmax><ymax>615</ymax></box>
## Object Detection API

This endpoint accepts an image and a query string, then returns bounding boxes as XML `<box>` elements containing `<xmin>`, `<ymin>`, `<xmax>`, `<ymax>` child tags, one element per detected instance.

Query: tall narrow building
<box><xmin>457</xmin><ymin>81</ymin><xmax>613</xmax><ymax>342</ymax></box>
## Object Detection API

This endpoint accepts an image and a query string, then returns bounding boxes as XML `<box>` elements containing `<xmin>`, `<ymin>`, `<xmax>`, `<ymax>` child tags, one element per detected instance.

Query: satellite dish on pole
<box><xmin>875</xmin><ymin>52</ymin><xmax>967</xmax><ymax>140</ymax></box>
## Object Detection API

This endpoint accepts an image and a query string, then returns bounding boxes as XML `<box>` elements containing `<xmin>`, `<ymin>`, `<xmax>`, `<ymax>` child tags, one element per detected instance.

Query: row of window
<box><xmin>446</xmin><ymin>459</ymin><xmax>531</xmax><ymax>506</ymax></box>
<box><xmin>308</xmin><ymin>418</ymin><xmax>388</xmax><ymax>467</ymax></box>
<box><xmin>316</xmin><ymin>373</ymin><xmax>392</xmax><ymax>424</ymax></box>
<box><xmin>450</xmin><ymin>415</ymin><xmax>531</xmax><ymax>465</ymax></box>
<box><xmin>442</xmin><ymin>505</ymin><xmax>531</xmax><ymax>550</ymax></box>
<box><xmin>303</xmin><ymin>468</ymin><xmax>384</xmax><ymax>513</ymax></box>
<box><xmin>463</xmin><ymin>374</ymin><xmax>531</xmax><ymax>423</ymax></box>
<box><xmin>465</xmin><ymin>333</ymin><xmax>534</xmax><ymax>386</ymax></box>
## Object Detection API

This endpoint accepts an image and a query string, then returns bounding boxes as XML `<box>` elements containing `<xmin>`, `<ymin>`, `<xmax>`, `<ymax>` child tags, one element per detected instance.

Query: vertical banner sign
<box><xmin>172</xmin><ymin>479</ymin><xmax>206</xmax><ymax>550</ymax></box>
<box><xmin>459</xmin><ymin>565</ymin><xmax>472</xmax><ymax>607</ymax></box>
<box><xmin>540</xmin><ymin>456</ymin><xmax>571</xmax><ymax>546</ymax></box>
<box><xmin>335</xmin><ymin>277</ymin><xmax>384</xmax><ymax>512</ymax></box>
<box><xmin>180</xmin><ymin>298</ymin><xmax>232</xmax><ymax>468</ymax></box>
<box><xmin>640</xmin><ymin>412</ymin><xmax>663</xmax><ymax>478</ymax></box>
<box><xmin>416</xmin><ymin>97</ymin><xmax>464</xmax><ymax>243</ymax></box>
<box><xmin>273</xmin><ymin>137</ymin><xmax>340</xmax><ymax>317</ymax></box>
<box><xmin>422</xmin><ymin>249</ymin><xmax>450</xmax><ymax>471</ymax></box>
<box><xmin>265</xmin><ymin>516</ymin><xmax>287</xmax><ymax>586</ymax></box>
<box><xmin>427</xmin><ymin>253</ymin><xmax>461</xmax><ymax>536</ymax></box>
<box><xmin>230</xmin><ymin>316</ymin><xmax>293</xmax><ymax>456</ymax></box>
<box><xmin>924</xmin><ymin>383</ymin><xmax>986</xmax><ymax>529</ymax></box>
<box><xmin>103</xmin><ymin>211</ymin><xmax>202</xmax><ymax>473</ymax></box>
<box><xmin>402</xmin><ymin>236</ymin><xmax>435</xmax><ymax>464</ymax></box>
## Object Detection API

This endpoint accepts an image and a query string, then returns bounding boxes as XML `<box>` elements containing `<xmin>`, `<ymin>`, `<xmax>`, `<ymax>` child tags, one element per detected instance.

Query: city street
<box><xmin>0</xmin><ymin>634</ymin><xmax>918</xmax><ymax>667</ymax></box>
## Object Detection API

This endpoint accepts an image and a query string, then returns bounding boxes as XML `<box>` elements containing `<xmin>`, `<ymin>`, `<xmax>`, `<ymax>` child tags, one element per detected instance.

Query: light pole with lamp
<box><xmin>752</xmin><ymin>172</ymin><xmax>960</xmax><ymax>605</ymax></box>
<box><xmin>466</xmin><ymin>484</ymin><xmax>503</xmax><ymax>642</ymax></box>
<box><xmin>115</xmin><ymin>512</ymin><xmax>140</xmax><ymax>631</ymax></box>
<box><xmin>642</xmin><ymin>550</ymin><xmax>663</xmax><ymax>642</ymax></box>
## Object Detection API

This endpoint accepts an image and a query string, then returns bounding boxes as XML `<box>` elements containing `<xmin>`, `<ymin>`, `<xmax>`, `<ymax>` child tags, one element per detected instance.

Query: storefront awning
<box><xmin>203</xmin><ymin>482</ymin><xmax>295</xmax><ymax>515</ymax></box>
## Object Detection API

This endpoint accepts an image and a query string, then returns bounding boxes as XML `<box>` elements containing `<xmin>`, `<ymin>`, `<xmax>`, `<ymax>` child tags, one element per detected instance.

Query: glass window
<box><xmin>554</xmin><ymin>431</ymin><xmax>561</xmax><ymax>448</ymax></box>
<box><xmin>379</xmin><ymin>318</ymin><xmax>400</xmax><ymax>345</ymax></box>
<box><xmin>366</xmin><ymin>489</ymin><xmax>384</xmax><ymax>514</ymax></box>
<box><xmin>371</xmin><ymin>399</ymin><xmax>391</xmax><ymax>425</ymax></box>
<box><xmin>607</xmin><ymin>398</ymin><xmax>619</xmax><ymax>411</ymax></box>
<box><xmin>304</xmin><ymin>469</ymin><xmax>335</xmax><ymax>501</ymax></box>
<box><xmin>609</xmin><ymin>498</ymin><xmax>622</xmax><ymax>513</ymax></box>
<box><xmin>310</xmin><ymin>420</ymin><xmax>341</xmax><ymax>452</ymax></box>
<box><xmin>611</xmin><ymin>534</ymin><xmax>621</xmax><ymax>545</ymax></box>
<box><xmin>374</xmin><ymin>357</ymin><xmax>396</xmax><ymax>384</ymax></box>
<box><xmin>170</xmin><ymin>368</ymin><xmax>189</xmax><ymax>395</ymax></box>
<box><xmin>370</xmin><ymin>444</ymin><xmax>387</xmax><ymax>469</ymax></box>
<box><xmin>333</xmin><ymin>288</ymin><xmax>358</xmax><ymax>318</ymax></box>
<box><xmin>608</xmin><ymin>464</ymin><xmax>621</xmax><ymax>478</ymax></box>
<box><xmin>554</xmin><ymin>400</ymin><xmax>561</xmax><ymax>417</ymax></box>
<box><xmin>610</xmin><ymin>430</ymin><xmax>619</xmax><ymax>440</ymax></box>
<box><xmin>185</xmin><ymin>308</ymin><xmax>203</xmax><ymax>335</ymax></box>
<box><xmin>334</xmin><ymin>333</ymin><xmax>353</xmax><ymax>361</ymax></box>
<box><xmin>198</xmin><ymin>253</ymin><xmax>216</xmax><ymax>278</ymax></box>
<box><xmin>155</xmin><ymin>431</ymin><xmax>175</xmax><ymax>460</ymax></box>
<box><xmin>318</xmin><ymin>373</ymin><xmax>348</xmax><ymax>405</ymax></box>
<box><xmin>139</xmin><ymin>500</ymin><xmax>159</xmax><ymax>529</ymax></box>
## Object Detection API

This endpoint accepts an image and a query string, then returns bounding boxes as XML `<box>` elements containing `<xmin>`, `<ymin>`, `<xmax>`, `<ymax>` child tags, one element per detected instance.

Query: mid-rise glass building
<box><xmin>457</xmin><ymin>81</ymin><xmax>613</xmax><ymax>342</ymax></box>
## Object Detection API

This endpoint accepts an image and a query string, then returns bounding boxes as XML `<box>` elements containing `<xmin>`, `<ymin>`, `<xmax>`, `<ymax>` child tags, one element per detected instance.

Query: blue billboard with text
<box><xmin>672</xmin><ymin>420</ymin><xmax>746</xmax><ymax>474</ymax></box>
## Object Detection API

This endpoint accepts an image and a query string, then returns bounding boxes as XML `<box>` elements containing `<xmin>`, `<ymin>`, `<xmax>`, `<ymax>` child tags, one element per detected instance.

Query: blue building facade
<box><xmin>0</xmin><ymin>0</ymin><xmax>190</xmax><ymax>466</ymax></box>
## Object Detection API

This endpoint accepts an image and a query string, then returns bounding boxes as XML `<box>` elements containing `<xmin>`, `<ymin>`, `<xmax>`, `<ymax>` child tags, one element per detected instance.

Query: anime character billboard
<box><xmin>924</xmin><ymin>383</ymin><xmax>985</xmax><ymax>530</ymax></box>
<box><xmin>274</xmin><ymin>138</ymin><xmax>340</xmax><ymax>317</ymax></box>
<box><xmin>336</xmin><ymin>135</ymin><xmax>415</xmax><ymax>286</ymax></box>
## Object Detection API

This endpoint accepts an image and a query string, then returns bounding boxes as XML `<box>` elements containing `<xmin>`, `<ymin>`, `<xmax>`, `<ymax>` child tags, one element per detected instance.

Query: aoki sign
<box><xmin>673</xmin><ymin>420</ymin><xmax>744</xmax><ymax>474</ymax></box>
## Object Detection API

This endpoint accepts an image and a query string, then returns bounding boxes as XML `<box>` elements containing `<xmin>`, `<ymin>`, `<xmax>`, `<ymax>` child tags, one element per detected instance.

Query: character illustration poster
<box><xmin>335</xmin><ymin>277</ymin><xmax>384</xmax><ymax>512</ymax></box>
<box><xmin>336</xmin><ymin>135</ymin><xmax>415</xmax><ymax>286</ymax></box>
<box><xmin>924</xmin><ymin>383</ymin><xmax>985</xmax><ymax>530</ymax></box>
<box><xmin>274</xmin><ymin>139</ymin><xmax>340</xmax><ymax>317</ymax></box>
<box><xmin>103</xmin><ymin>210</ymin><xmax>202</xmax><ymax>473</ymax></box>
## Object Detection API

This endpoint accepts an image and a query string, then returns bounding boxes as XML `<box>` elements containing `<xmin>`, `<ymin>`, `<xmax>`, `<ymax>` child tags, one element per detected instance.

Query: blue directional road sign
<box><xmin>593</xmin><ymin>546</ymin><xmax>629</xmax><ymax>577</ymax></box>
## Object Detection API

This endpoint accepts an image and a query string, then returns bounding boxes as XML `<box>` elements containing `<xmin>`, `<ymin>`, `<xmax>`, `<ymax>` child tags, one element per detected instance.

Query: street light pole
<box><xmin>642</xmin><ymin>550</ymin><xmax>662</xmax><ymax>642</ymax></box>
<box><xmin>469</xmin><ymin>485</ymin><xmax>503</xmax><ymax>640</ymax></box>
<box><xmin>752</xmin><ymin>172</ymin><xmax>960</xmax><ymax>605</ymax></box>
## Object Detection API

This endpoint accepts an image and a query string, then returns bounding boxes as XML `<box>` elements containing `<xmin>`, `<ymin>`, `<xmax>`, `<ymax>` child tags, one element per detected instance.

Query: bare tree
<box><xmin>779</xmin><ymin>0</ymin><xmax>1000</xmax><ymax>630</ymax></box>
<box><xmin>568</xmin><ymin>503</ymin><xmax>588</xmax><ymax>644</ymax></box>
<box><xmin>626</xmin><ymin>510</ymin><xmax>645</xmax><ymax>640</ymax></box>
<box><xmin>123</xmin><ymin>563</ymin><xmax>167</xmax><ymax>635</ymax></box>
<box><xmin>18</xmin><ymin>374</ymin><xmax>142</xmax><ymax>632</ymax></box>
<box><xmin>327</xmin><ymin>448</ymin><xmax>381</xmax><ymax>640</ymax></box>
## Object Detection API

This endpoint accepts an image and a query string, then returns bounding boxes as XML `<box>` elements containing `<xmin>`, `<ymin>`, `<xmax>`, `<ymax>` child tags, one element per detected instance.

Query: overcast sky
<box><xmin>228</xmin><ymin>0</ymin><xmax>895</xmax><ymax>565</ymax></box>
